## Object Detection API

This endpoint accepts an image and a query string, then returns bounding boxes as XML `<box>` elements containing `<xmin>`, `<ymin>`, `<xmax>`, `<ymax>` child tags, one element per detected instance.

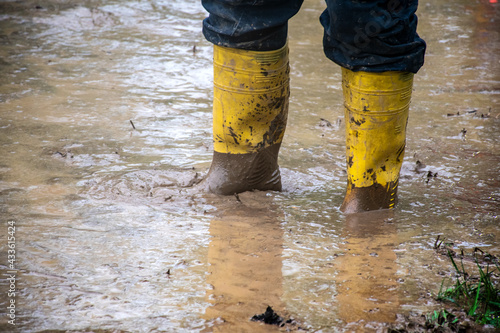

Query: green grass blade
<box><xmin>448</xmin><ymin>251</ymin><xmax>460</xmax><ymax>273</ymax></box>
<box><xmin>468</xmin><ymin>274</ymin><xmax>481</xmax><ymax>317</ymax></box>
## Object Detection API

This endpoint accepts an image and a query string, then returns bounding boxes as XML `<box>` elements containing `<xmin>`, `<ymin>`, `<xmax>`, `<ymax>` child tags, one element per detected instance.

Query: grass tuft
<box><xmin>435</xmin><ymin>249</ymin><xmax>500</xmax><ymax>328</ymax></box>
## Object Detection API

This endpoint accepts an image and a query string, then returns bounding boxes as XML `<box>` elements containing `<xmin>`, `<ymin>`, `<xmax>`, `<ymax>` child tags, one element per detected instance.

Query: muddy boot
<box><xmin>340</xmin><ymin>68</ymin><xmax>414</xmax><ymax>213</ymax></box>
<box><xmin>204</xmin><ymin>44</ymin><xmax>290</xmax><ymax>195</ymax></box>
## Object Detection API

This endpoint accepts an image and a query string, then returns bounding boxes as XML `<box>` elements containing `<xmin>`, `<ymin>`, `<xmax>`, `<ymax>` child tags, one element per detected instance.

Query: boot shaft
<box><xmin>212</xmin><ymin>45</ymin><xmax>290</xmax><ymax>155</ymax></box>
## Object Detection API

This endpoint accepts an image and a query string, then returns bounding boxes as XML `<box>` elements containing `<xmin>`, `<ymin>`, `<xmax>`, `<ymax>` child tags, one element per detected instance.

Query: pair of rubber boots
<box><xmin>203</xmin><ymin>45</ymin><xmax>413</xmax><ymax>214</ymax></box>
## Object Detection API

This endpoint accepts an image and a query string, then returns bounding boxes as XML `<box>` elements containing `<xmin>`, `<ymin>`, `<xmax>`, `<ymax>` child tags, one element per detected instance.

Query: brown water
<box><xmin>0</xmin><ymin>0</ymin><xmax>499</xmax><ymax>332</ymax></box>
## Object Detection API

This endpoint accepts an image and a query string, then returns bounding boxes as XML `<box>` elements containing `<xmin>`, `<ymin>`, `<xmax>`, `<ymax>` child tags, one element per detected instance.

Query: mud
<box><xmin>340</xmin><ymin>181</ymin><xmax>399</xmax><ymax>213</ymax></box>
<box><xmin>389</xmin><ymin>310</ymin><xmax>497</xmax><ymax>333</ymax></box>
<box><xmin>204</xmin><ymin>144</ymin><xmax>282</xmax><ymax>195</ymax></box>
<box><xmin>0</xmin><ymin>0</ymin><xmax>499</xmax><ymax>332</ymax></box>
<box><xmin>251</xmin><ymin>306</ymin><xmax>296</xmax><ymax>328</ymax></box>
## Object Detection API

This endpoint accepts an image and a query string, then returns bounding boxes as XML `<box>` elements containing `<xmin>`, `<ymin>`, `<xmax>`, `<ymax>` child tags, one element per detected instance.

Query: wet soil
<box><xmin>0</xmin><ymin>0</ymin><xmax>499</xmax><ymax>332</ymax></box>
<box><xmin>389</xmin><ymin>310</ymin><xmax>497</xmax><ymax>333</ymax></box>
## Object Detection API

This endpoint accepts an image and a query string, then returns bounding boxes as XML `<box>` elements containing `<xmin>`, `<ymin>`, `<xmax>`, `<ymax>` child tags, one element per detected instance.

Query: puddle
<box><xmin>0</xmin><ymin>0</ymin><xmax>499</xmax><ymax>332</ymax></box>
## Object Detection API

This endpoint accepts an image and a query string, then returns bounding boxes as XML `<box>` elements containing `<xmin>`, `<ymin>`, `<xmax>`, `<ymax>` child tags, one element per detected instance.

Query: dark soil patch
<box><xmin>389</xmin><ymin>309</ymin><xmax>498</xmax><ymax>332</ymax></box>
<box><xmin>251</xmin><ymin>306</ymin><xmax>305</xmax><ymax>330</ymax></box>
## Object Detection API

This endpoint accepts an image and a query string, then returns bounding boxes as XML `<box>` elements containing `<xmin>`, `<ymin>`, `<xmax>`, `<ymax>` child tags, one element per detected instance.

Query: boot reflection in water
<box><xmin>201</xmin><ymin>0</ymin><xmax>426</xmax><ymax>212</ymax></box>
<box><xmin>202</xmin><ymin>196</ymin><xmax>285</xmax><ymax>331</ymax></box>
<box><xmin>335</xmin><ymin>210</ymin><xmax>401</xmax><ymax>325</ymax></box>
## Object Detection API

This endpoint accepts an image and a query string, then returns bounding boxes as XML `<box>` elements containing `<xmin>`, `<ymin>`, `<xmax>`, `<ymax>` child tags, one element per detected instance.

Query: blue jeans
<box><xmin>202</xmin><ymin>0</ymin><xmax>426</xmax><ymax>73</ymax></box>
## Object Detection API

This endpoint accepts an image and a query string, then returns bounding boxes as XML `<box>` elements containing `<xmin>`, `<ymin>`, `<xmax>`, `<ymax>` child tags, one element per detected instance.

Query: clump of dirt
<box><xmin>251</xmin><ymin>306</ymin><xmax>305</xmax><ymax>330</ymax></box>
<box><xmin>251</xmin><ymin>306</ymin><xmax>286</xmax><ymax>326</ymax></box>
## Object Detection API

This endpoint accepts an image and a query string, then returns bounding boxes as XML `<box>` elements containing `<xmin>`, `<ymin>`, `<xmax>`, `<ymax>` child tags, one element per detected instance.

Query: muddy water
<box><xmin>0</xmin><ymin>0</ymin><xmax>499</xmax><ymax>332</ymax></box>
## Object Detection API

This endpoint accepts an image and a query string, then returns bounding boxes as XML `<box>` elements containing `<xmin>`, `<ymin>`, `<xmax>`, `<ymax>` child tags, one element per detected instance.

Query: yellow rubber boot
<box><xmin>204</xmin><ymin>45</ymin><xmax>290</xmax><ymax>195</ymax></box>
<box><xmin>340</xmin><ymin>68</ymin><xmax>413</xmax><ymax>213</ymax></box>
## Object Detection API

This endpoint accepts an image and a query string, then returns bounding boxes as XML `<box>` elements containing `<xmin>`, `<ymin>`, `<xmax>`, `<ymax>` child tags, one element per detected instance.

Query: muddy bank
<box><xmin>0</xmin><ymin>0</ymin><xmax>499</xmax><ymax>331</ymax></box>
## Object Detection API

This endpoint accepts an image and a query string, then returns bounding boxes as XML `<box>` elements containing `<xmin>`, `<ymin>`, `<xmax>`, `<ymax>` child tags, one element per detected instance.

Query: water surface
<box><xmin>0</xmin><ymin>0</ymin><xmax>499</xmax><ymax>331</ymax></box>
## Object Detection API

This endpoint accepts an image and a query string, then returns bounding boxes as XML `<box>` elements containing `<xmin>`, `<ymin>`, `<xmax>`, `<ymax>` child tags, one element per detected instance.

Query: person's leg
<box><xmin>320</xmin><ymin>0</ymin><xmax>426</xmax><ymax>73</ymax></box>
<box><xmin>321</xmin><ymin>0</ymin><xmax>426</xmax><ymax>213</ymax></box>
<box><xmin>201</xmin><ymin>0</ymin><xmax>303</xmax><ymax>194</ymax></box>
<box><xmin>202</xmin><ymin>0</ymin><xmax>303</xmax><ymax>51</ymax></box>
